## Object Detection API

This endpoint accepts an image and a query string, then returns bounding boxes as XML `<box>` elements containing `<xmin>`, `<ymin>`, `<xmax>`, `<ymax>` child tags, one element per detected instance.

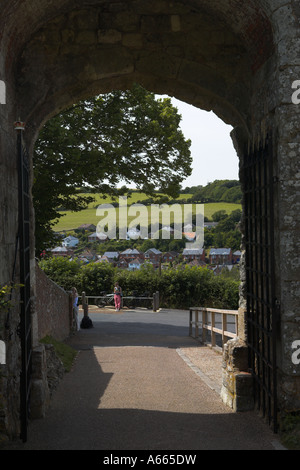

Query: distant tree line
<box><xmin>182</xmin><ymin>180</ymin><xmax>242</xmax><ymax>204</ymax></box>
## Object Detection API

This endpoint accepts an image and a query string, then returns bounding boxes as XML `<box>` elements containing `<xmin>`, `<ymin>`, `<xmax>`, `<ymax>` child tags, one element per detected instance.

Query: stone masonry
<box><xmin>0</xmin><ymin>0</ymin><xmax>299</xmax><ymax>440</ymax></box>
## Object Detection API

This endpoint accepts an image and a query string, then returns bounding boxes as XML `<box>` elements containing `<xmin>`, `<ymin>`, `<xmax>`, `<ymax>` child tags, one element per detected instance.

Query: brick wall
<box><xmin>35</xmin><ymin>264</ymin><xmax>72</xmax><ymax>341</ymax></box>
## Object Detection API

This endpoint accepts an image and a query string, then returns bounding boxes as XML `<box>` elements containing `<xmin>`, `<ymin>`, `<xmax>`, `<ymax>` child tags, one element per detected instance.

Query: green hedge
<box><xmin>39</xmin><ymin>258</ymin><xmax>239</xmax><ymax>310</ymax></box>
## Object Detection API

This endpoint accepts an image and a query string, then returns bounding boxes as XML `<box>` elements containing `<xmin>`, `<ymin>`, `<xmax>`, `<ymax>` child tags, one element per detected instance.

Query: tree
<box><xmin>212</xmin><ymin>210</ymin><xmax>227</xmax><ymax>222</ymax></box>
<box><xmin>33</xmin><ymin>84</ymin><xmax>192</xmax><ymax>254</ymax></box>
<box><xmin>186</xmin><ymin>180</ymin><xmax>242</xmax><ymax>204</ymax></box>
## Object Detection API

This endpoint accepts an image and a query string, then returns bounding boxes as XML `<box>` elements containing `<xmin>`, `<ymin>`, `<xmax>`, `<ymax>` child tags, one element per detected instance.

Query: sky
<box><xmin>167</xmin><ymin>97</ymin><xmax>239</xmax><ymax>188</ymax></box>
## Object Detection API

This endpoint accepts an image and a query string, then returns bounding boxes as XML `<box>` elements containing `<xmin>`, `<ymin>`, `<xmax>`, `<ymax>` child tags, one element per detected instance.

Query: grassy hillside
<box><xmin>53</xmin><ymin>192</ymin><xmax>241</xmax><ymax>232</ymax></box>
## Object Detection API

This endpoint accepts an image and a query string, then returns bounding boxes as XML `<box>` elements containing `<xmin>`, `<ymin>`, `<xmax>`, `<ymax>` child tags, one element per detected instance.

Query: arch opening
<box><xmin>4</xmin><ymin>0</ymin><xmax>295</xmax><ymax>443</ymax></box>
<box><xmin>18</xmin><ymin>0</ymin><xmax>272</xmax><ymax>417</ymax></box>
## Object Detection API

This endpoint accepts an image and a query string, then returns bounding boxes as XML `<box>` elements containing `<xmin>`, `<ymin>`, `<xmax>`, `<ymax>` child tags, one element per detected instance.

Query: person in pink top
<box><xmin>114</xmin><ymin>282</ymin><xmax>122</xmax><ymax>311</ymax></box>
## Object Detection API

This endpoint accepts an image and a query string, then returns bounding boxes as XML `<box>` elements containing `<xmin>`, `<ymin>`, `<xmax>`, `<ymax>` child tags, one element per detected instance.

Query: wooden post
<box><xmin>211</xmin><ymin>311</ymin><xmax>216</xmax><ymax>347</ymax></box>
<box><xmin>202</xmin><ymin>308</ymin><xmax>207</xmax><ymax>344</ymax></box>
<box><xmin>222</xmin><ymin>313</ymin><xmax>227</xmax><ymax>345</ymax></box>
<box><xmin>235</xmin><ymin>314</ymin><xmax>239</xmax><ymax>337</ymax></box>
<box><xmin>195</xmin><ymin>309</ymin><xmax>199</xmax><ymax>339</ymax></box>
<box><xmin>153</xmin><ymin>291</ymin><xmax>159</xmax><ymax>312</ymax></box>
<box><xmin>82</xmin><ymin>291</ymin><xmax>88</xmax><ymax>317</ymax></box>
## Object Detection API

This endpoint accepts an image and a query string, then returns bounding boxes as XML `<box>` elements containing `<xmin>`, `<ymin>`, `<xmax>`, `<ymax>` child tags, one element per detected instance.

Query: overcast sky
<box><xmin>168</xmin><ymin>97</ymin><xmax>239</xmax><ymax>188</ymax></box>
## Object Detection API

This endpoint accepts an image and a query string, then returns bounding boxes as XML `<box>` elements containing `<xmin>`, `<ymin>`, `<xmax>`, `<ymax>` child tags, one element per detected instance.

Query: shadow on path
<box><xmin>3</xmin><ymin>310</ymin><xmax>280</xmax><ymax>451</ymax></box>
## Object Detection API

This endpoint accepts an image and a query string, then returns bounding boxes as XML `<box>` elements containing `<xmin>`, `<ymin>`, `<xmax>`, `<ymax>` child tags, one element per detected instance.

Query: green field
<box><xmin>53</xmin><ymin>192</ymin><xmax>241</xmax><ymax>232</ymax></box>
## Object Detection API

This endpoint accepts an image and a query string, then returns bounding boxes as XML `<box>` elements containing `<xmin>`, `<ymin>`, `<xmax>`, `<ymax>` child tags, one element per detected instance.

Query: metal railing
<box><xmin>189</xmin><ymin>307</ymin><xmax>238</xmax><ymax>350</ymax></box>
<box><xmin>79</xmin><ymin>291</ymin><xmax>160</xmax><ymax>312</ymax></box>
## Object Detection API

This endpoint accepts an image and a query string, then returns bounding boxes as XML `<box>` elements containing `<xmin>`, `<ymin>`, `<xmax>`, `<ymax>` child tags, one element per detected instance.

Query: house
<box><xmin>96</xmin><ymin>252</ymin><xmax>119</xmax><ymax>266</ymax></box>
<box><xmin>102</xmin><ymin>251</ymin><xmax>119</xmax><ymax>261</ymax></box>
<box><xmin>161</xmin><ymin>251</ymin><xmax>178</xmax><ymax>263</ymax></box>
<box><xmin>128</xmin><ymin>258</ymin><xmax>143</xmax><ymax>271</ymax></box>
<box><xmin>88</xmin><ymin>231</ymin><xmax>108</xmax><ymax>242</ymax></box>
<box><xmin>209</xmin><ymin>248</ymin><xmax>232</xmax><ymax>265</ymax></box>
<box><xmin>62</xmin><ymin>235</ymin><xmax>79</xmax><ymax>248</ymax></box>
<box><xmin>233</xmin><ymin>250</ymin><xmax>241</xmax><ymax>264</ymax></box>
<box><xmin>117</xmin><ymin>258</ymin><xmax>129</xmax><ymax>269</ymax></box>
<box><xmin>187</xmin><ymin>259</ymin><xmax>206</xmax><ymax>267</ymax></box>
<box><xmin>97</xmin><ymin>255</ymin><xmax>115</xmax><ymax>265</ymax></box>
<box><xmin>51</xmin><ymin>246</ymin><xmax>73</xmax><ymax>257</ymax></box>
<box><xmin>120</xmin><ymin>248</ymin><xmax>144</xmax><ymax>261</ymax></box>
<box><xmin>182</xmin><ymin>248</ymin><xmax>205</xmax><ymax>262</ymax></box>
<box><xmin>144</xmin><ymin>248</ymin><xmax>162</xmax><ymax>268</ymax></box>
<box><xmin>78</xmin><ymin>250</ymin><xmax>97</xmax><ymax>263</ymax></box>
<box><xmin>88</xmin><ymin>232</ymin><xmax>98</xmax><ymax>242</ymax></box>
<box><xmin>97</xmin><ymin>255</ymin><xmax>110</xmax><ymax>263</ymax></box>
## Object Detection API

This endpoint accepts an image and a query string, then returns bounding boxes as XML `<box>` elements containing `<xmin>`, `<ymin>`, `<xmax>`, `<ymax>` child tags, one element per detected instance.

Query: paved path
<box><xmin>4</xmin><ymin>309</ymin><xmax>282</xmax><ymax>451</ymax></box>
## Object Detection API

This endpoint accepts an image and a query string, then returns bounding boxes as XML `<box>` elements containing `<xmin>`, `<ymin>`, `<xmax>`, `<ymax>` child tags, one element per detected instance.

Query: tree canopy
<box><xmin>33</xmin><ymin>84</ymin><xmax>192</xmax><ymax>254</ymax></box>
<box><xmin>185</xmin><ymin>180</ymin><xmax>242</xmax><ymax>204</ymax></box>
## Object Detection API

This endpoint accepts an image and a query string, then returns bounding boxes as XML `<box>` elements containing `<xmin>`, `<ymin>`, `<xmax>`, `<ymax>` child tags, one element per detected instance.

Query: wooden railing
<box><xmin>189</xmin><ymin>307</ymin><xmax>238</xmax><ymax>350</ymax></box>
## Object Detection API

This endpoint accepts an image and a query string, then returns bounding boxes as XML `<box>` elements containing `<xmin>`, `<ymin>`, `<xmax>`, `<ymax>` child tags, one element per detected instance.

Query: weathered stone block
<box><xmin>76</xmin><ymin>30</ymin><xmax>97</xmax><ymax>46</ymax></box>
<box><xmin>278</xmin><ymin>371</ymin><xmax>300</xmax><ymax>412</ymax></box>
<box><xmin>140</xmin><ymin>15</ymin><xmax>171</xmax><ymax>33</ymax></box>
<box><xmin>122</xmin><ymin>33</ymin><xmax>143</xmax><ymax>49</ymax></box>
<box><xmin>222</xmin><ymin>339</ymin><xmax>253</xmax><ymax>412</ymax></box>
<box><xmin>30</xmin><ymin>379</ymin><xmax>50</xmax><ymax>419</ymax></box>
<box><xmin>97</xmin><ymin>29</ymin><xmax>122</xmax><ymax>44</ymax></box>
<box><xmin>223</xmin><ymin>338</ymin><xmax>249</xmax><ymax>372</ymax></box>
<box><xmin>221</xmin><ymin>371</ymin><xmax>254</xmax><ymax>412</ymax></box>
<box><xmin>44</xmin><ymin>344</ymin><xmax>65</xmax><ymax>396</ymax></box>
<box><xmin>235</xmin><ymin>372</ymin><xmax>254</xmax><ymax>398</ymax></box>
<box><xmin>114</xmin><ymin>12</ymin><xmax>140</xmax><ymax>32</ymax></box>
<box><xmin>61</xmin><ymin>29</ymin><xmax>75</xmax><ymax>44</ymax></box>
<box><xmin>30</xmin><ymin>345</ymin><xmax>50</xmax><ymax>419</ymax></box>
<box><xmin>170</xmin><ymin>15</ymin><xmax>181</xmax><ymax>32</ymax></box>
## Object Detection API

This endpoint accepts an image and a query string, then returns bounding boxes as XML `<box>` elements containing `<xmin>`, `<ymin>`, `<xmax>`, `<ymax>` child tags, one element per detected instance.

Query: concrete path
<box><xmin>4</xmin><ymin>308</ymin><xmax>282</xmax><ymax>451</ymax></box>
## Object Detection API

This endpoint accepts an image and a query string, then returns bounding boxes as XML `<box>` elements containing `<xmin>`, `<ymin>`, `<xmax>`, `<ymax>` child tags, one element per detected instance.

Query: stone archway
<box><xmin>0</xmin><ymin>0</ymin><xmax>299</xmax><ymax>441</ymax></box>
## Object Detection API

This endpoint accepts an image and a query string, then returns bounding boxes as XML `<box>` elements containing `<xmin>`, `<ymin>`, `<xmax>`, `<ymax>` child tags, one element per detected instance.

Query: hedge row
<box><xmin>39</xmin><ymin>257</ymin><xmax>239</xmax><ymax>310</ymax></box>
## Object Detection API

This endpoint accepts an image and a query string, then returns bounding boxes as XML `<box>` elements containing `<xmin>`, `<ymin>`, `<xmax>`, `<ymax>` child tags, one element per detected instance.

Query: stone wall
<box><xmin>35</xmin><ymin>263</ymin><xmax>72</xmax><ymax>342</ymax></box>
<box><xmin>7</xmin><ymin>265</ymin><xmax>72</xmax><ymax>428</ymax></box>
<box><xmin>0</xmin><ymin>0</ymin><xmax>300</xmax><ymax>441</ymax></box>
<box><xmin>21</xmin><ymin>265</ymin><xmax>72</xmax><ymax>423</ymax></box>
<box><xmin>221</xmin><ymin>338</ymin><xmax>254</xmax><ymax>412</ymax></box>
<box><xmin>271</xmin><ymin>1</ymin><xmax>300</xmax><ymax>413</ymax></box>
<box><xmin>30</xmin><ymin>343</ymin><xmax>65</xmax><ymax>420</ymax></box>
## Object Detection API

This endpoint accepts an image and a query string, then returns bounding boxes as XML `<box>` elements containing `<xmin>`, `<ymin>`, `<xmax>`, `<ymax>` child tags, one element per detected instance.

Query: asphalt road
<box><xmin>3</xmin><ymin>308</ymin><xmax>283</xmax><ymax>452</ymax></box>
